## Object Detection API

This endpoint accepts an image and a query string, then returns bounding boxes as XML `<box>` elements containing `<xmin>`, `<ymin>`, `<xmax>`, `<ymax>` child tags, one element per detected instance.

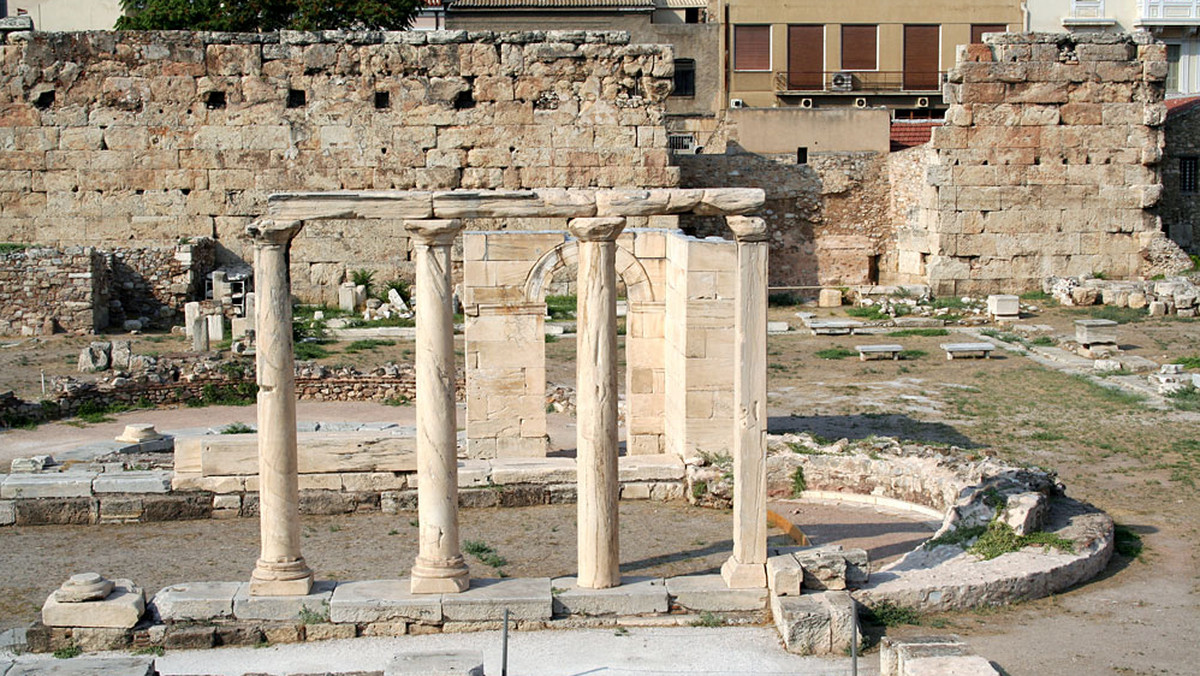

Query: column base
<box><xmin>721</xmin><ymin>556</ymin><xmax>767</xmax><ymax>589</ymax></box>
<box><xmin>250</xmin><ymin>558</ymin><xmax>314</xmax><ymax>597</ymax></box>
<box><xmin>410</xmin><ymin>556</ymin><xmax>470</xmax><ymax>594</ymax></box>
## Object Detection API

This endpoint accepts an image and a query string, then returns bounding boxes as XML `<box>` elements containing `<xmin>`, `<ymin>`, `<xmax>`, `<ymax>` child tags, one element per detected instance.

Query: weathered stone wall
<box><xmin>677</xmin><ymin>152</ymin><xmax>894</xmax><ymax>287</ymax></box>
<box><xmin>0</xmin><ymin>246</ymin><xmax>107</xmax><ymax>334</ymax></box>
<box><xmin>107</xmin><ymin>238</ymin><xmax>215</xmax><ymax>328</ymax></box>
<box><xmin>0</xmin><ymin>28</ymin><xmax>676</xmax><ymax>301</ymax></box>
<box><xmin>901</xmin><ymin>32</ymin><xmax>1190</xmax><ymax>295</ymax></box>
<box><xmin>1161</xmin><ymin>104</ymin><xmax>1200</xmax><ymax>254</ymax></box>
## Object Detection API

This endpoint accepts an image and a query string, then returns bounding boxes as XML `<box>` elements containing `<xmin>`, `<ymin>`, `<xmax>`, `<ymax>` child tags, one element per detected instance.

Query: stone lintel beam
<box><xmin>268</xmin><ymin>189</ymin><xmax>766</xmax><ymax>222</ymax></box>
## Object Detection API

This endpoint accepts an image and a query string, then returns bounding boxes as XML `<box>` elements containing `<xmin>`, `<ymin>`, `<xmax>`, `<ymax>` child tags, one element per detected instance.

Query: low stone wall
<box><xmin>0</xmin><ymin>246</ymin><xmax>109</xmax><ymax>335</ymax></box>
<box><xmin>107</xmin><ymin>239</ymin><xmax>215</xmax><ymax>329</ymax></box>
<box><xmin>1046</xmin><ymin>274</ymin><xmax>1199</xmax><ymax>314</ymax></box>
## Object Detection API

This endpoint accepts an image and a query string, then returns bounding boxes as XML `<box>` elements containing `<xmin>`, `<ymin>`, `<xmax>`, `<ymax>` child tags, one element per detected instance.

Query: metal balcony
<box><xmin>1139</xmin><ymin>0</ymin><xmax>1200</xmax><ymax>24</ymax></box>
<box><xmin>773</xmin><ymin>70</ymin><xmax>945</xmax><ymax>94</ymax></box>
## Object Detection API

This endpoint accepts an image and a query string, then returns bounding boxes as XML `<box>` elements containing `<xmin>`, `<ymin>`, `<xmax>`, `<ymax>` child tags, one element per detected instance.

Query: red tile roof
<box><xmin>890</xmin><ymin>121</ymin><xmax>939</xmax><ymax>151</ymax></box>
<box><xmin>1165</xmin><ymin>95</ymin><xmax>1200</xmax><ymax>118</ymax></box>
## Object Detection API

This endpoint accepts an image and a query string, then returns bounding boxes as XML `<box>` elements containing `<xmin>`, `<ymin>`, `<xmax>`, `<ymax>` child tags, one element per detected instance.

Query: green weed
<box><xmin>1167</xmin><ymin>386</ymin><xmax>1200</xmax><ymax>412</ymax></box>
<box><xmin>690</xmin><ymin>611</ymin><xmax>724</xmax><ymax>627</ymax></box>
<box><xmin>1113</xmin><ymin>524</ymin><xmax>1144</xmax><ymax>558</ymax></box>
<box><xmin>790</xmin><ymin>467</ymin><xmax>807</xmax><ymax>497</ymax></box>
<box><xmin>888</xmin><ymin>328</ymin><xmax>949</xmax><ymax>337</ymax></box>
<box><xmin>899</xmin><ymin>349</ymin><xmax>927</xmax><ymax>360</ymax></box>
<box><xmin>220</xmin><ymin>422</ymin><xmax>254</xmax><ymax>434</ymax></box>
<box><xmin>53</xmin><ymin>646</ymin><xmax>82</xmax><ymax>659</ymax></box>
<box><xmin>294</xmin><ymin>342</ymin><xmax>333</xmax><ymax>360</ymax></box>
<box><xmin>463</xmin><ymin>539</ymin><xmax>508</xmax><ymax>570</ymax></box>
<box><xmin>815</xmin><ymin>347</ymin><xmax>857</xmax><ymax>360</ymax></box>
<box><xmin>846</xmin><ymin>306</ymin><xmax>886</xmax><ymax>321</ymax></box>
<box><xmin>132</xmin><ymin>646</ymin><xmax>165</xmax><ymax>657</ymax></box>
<box><xmin>864</xmin><ymin>602</ymin><xmax>921</xmax><ymax>627</ymax></box>
<box><xmin>343</xmin><ymin>338</ymin><xmax>395</xmax><ymax>354</ymax></box>
<box><xmin>1172</xmin><ymin>356</ymin><xmax>1200</xmax><ymax>370</ymax></box>
<box><xmin>967</xmin><ymin>520</ymin><xmax>1074</xmax><ymax>560</ymax></box>
<box><xmin>350</xmin><ymin>269</ymin><xmax>376</xmax><ymax>297</ymax></box>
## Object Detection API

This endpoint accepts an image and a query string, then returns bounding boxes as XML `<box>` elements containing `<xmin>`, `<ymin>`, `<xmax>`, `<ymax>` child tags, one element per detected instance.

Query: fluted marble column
<box><xmin>247</xmin><ymin>218</ymin><xmax>314</xmax><ymax>597</ymax></box>
<box><xmin>722</xmin><ymin>215</ymin><xmax>770</xmax><ymax>589</ymax></box>
<box><xmin>407</xmin><ymin>219</ymin><xmax>471</xmax><ymax>594</ymax></box>
<box><xmin>568</xmin><ymin>216</ymin><xmax>626</xmax><ymax>589</ymax></box>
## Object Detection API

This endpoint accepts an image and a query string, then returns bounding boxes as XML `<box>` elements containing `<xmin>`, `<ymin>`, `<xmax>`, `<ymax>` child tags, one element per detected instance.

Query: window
<box><xmin>971</xmin><ymin>24</ymin><xmax>1007</xmax><ymax>44</ymax></box>
<box><xmin>1182</xmin><ymin>157</ymin><xmax>1198</xmax><ymax>193</ymax></box>
<box><xmin>841</xmin><ymin>25</ymin><xmax>877</xmax><ymax>71</ymax></box>
<box><xmin>734</xmin><ymin>25</ymin><xmax>771</xmax><ymax>71</ymax></box>
<box><xmin>1167</xmin><ymin>44</ymin><xmax>1182</xmax><ymax>93</ymax></box>
<box><xmin>672</xmin><ymin>59</ymin><xmax>696</xmax><ymax>97</ymax></box>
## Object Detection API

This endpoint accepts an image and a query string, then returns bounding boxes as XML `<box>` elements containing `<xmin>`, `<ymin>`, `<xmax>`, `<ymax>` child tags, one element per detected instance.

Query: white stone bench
<box><xmin>808</xmin><ymin>320</ymin><xmax>863</xmax><ymax>335</ymax></box>
<box><xmin>856</xmin><ymin>344</ymin><xmax>904</xmax><ymax>361</ymax></box>
<box><xmin>940</xmin><ymin>342</ymin><xmax>996</xmax><ymax>360</ymax></box>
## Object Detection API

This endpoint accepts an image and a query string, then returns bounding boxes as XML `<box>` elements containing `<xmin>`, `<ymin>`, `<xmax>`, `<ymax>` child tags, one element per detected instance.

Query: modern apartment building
<box><xmin>1032</xmin><ymin>0</ymin><xmax>1200</xmax><ymax>95</ymax></box>
<box><xmin>4</xmin><ymin>0</ymin><xmax>120</xmax><ymax>30</ymax></box>
<box><xmin>721</xmin><ymin>0</ymin><xmax>1023</xmax><ymax>114</ymax></box>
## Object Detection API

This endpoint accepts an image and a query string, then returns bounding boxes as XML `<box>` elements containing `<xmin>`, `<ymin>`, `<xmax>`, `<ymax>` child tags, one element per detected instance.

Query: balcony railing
<box><xmin>1140</xmin><ymin>0</ymin><xmax>1200</xmax><ymax>23</ymax></box>
<box><xmin>773</xmin><ymin>70</ymin><xmax>945</xmax><ymax>94</ymax></box>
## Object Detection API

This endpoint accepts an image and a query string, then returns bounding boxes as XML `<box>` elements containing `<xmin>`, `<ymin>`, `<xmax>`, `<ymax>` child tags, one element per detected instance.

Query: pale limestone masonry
<box><xmin>0</xmin><ymin>28</ymin><xmax>676</xmax><ymax>302</ymax></box>
<box><xmin>897</xmin><ymin>32</ymin><xmax>1191</xmax><ymax>295</ymax></box>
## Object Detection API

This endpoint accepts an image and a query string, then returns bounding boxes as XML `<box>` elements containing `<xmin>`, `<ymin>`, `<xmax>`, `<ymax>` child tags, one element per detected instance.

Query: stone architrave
<box><xmin>722</xmin><ymin>215</ymin><xmax>769</xmax><ymax>589</ymax></box>
<box><xmin>406</xmin><ymin>219</ymin><xmax>471</xmax><ymax>595</ymax></box>
<box><xmin>246</xmin><ymin>218</ymin><xmax>314</xmax><ymax>597</ymax></box>
<box><xmin>567</xmin><ymin>216</ymin><xmax>626</xmax><ymax>590</ymax></box>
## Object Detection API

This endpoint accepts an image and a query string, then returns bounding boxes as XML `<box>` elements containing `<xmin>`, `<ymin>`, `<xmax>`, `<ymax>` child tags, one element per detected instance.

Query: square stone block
<box><xmin>233</xmin><ymin>581</ymin><xmax>336</xmax><ymax>622</ymax></box>
<box><xmin>93</xmin><ymin>471</ymin><xmax>172</xmax><ymax>494</ymax></box>
<box><xmin>665</xmin><ymin>574</ymin><xmax>767</xmax><ymax>612</ymax></box>
<box><xmin>2</xmin><ymin>473</ymin><xmax>96</xmax><ymax>499</ymax></box>
<box><xmin>766</xmin><ymin>554</ymin><xmax>803</xmax><ymax>596</ymax></box>
<box><xmin>329</xmin><ymin>579</ymin><xmax>443</xmax><ymax>623</ymax></box>
<box><xmin>1075</xmin><ymin>319</ymin><xmax>1118</xmax><ymax>346</ymax></box>
<box><xmin>7</xmin><ymin>656</ymin><xmax>155</xmax><ymax>676</ymax></box>
<box><xmin>617</xmin><ymin>455</ymin><xmax>684</xmax><ymax>482</ymax></box>
<box><xmin>42</xmin><ymin>580</ymin><xmax>145</xmax><ymax>629</ymax></box>
<box><xmin>151</xmin><ymin>581</ymin><xmax>241</xmax><ymax>622</ymax></box>
<box><xmin>986</xmin><ymin>294</ymin><xmax>1019</xmax><ymax>317</ymax></box>
<box><xmin>551</xmin><ymin>576</ymin><xmax>669</xmax><ymax>616</ymax></box>
<box><xmin>440</xmin><ymin>577</ymin><xmax>552</xmax><ymax>622</ymax></box>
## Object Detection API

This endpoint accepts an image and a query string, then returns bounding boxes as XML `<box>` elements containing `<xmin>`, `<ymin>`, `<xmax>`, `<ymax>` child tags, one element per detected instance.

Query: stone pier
<box><xmin>407</xmin><ymin>219</ymin><xmax>471</xmax><ymax>594</ymax></box>
<box><xmin>569</xmin><ymin>217</ymin><xmax>627</xmax><ymax>590</ymax></box>
<box><xmin>722</xmin><ymin>216</ymin><xmax>770</xmax><ymax>589</ymax></box>
<box><xmin>247</xmin><ymin>219</ymin><xmax>314</xmax><ymax>596</ymax></box>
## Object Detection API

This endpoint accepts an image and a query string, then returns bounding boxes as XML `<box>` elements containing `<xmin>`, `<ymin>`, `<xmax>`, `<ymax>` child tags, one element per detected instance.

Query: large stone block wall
<box><xmin>0</xmin><ymin>27</ymin><xmax>676</xmax><ymax>301</ymax></box>
<box><xmin>900</xmin><ymin>32</ymin><xmax>1190</xmax><ymax>295</ymax></box>
<box><xmin>0</xmin><ymin>246</ymin><xmax>107</xmax><ymax>334</ymax></box>
<box><xmin>677</xmin><ymin>152</ymin><xmax>894</xmax><ymax>287</ymax></box>
<box><xmin>107</xmin><ymin>238</ymin><xmax>215</xmax><ymax>328</ymax></box>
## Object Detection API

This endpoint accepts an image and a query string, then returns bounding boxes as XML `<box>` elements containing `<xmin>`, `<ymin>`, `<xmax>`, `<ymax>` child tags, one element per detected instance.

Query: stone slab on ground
<box><xmin>664</xmin><ymin>574</ymin><xmax>768</xmax><ymax>612</ymax></box>
<box><xmin>232</xmin><ymin>581</ymin><xmax>336</xmax><ymax>622</ymax></box>
<box><xmin>329</xmin><ymin>579</ymin><xmax>443</xmax><ymax>623</ymax></box>
<box><xmin>0</xmin><ymin>500</ymin><xmax>14</xmax><ymax>526</ymax></box>
<box><xmin>1</xmin><ymin>473</ymin><xmax>96</xmax><ymax>499</ymax></box>
<box><xmin>616</xmin><ymin>455</ymin><xmax>684</xmax><ymax>481</ymax></box>
<box><xmin>6</xmin><ymin>657</ymin><xmax>155</xmax><ymax>676</ymax></box>
<box><xmin>551</xmin><ymin>576</ymin><xmax>669</xmax><ymax>616</ymax></box>
<box><xmin>151</xmin><ymin>581</ymin><xmax>241</xmax><ymax>622</ymax></box>
<box><xmin>41</xmin><ymin>580</ymin><xmax>145</xmax><ymax>629</ymax></box>
<box><xmin>904</xmin><ymin>656</ymin><xmax>1001</xmax><ymax>675</ymax></box>
<box><xmin>92</xmin><ymin>471</ymin><xmax>172</xmax><ymax>494</ymax></box>
<box><xmin>385</xmin><ymin>650</ymin><xmax>484</xmax><ymax>676</ymax></box>
<box><xmin>440</xmin><ymin>577</ymin><xmax>552</xmax><ymax>622</ymax></box>
<box><xmin>489</xmin><ymin>458</ymin><xmax>575</xmax><ymax>485</ymax></box>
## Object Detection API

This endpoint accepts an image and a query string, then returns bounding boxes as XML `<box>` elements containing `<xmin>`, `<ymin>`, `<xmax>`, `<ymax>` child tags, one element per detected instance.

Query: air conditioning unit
<box><xmin>830</xmin><ymin>72</ymin><xmax>855</xmax><ymax>92</ymax></box>
<box><xmin>854</xmin><ymin>97</ymin><xmax>868</xmax><ymax>109</ymax></box>
<box><xmin>799</xmin><ymin>98</ymin><xmax>814</xmax><ymax>109</ymax></box>
<box><xmin>730</xmin><ymin>98</ymin><xmax>746</xmax><ymax>109</ymax></box>
<box><xmin>916</xmin><ymin>96</ymin><xmax>930</xmax><ymax>108</ymax></box>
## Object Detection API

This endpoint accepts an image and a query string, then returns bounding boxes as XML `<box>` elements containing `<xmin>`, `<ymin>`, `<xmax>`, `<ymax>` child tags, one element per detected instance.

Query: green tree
<box><xmin>116</xmin><ymin>0</ymin><xmax>421</xmax><ymax>32</ymax></box>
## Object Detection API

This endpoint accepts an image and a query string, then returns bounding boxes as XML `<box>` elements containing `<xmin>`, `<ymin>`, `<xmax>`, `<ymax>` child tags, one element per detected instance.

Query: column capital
<box><xmin>246</xmin><ymin>219</ymin><xmax>303</xmax><ymax>247</ymax></box>
<box><xmin>405</xmin><ymin>219</ymin><xmax>464</xmax><ymax>246</ymax></box>
<box><xmin>568</xmin><ymin>217</ymin><xmax>626</xmax><ymax>242</ymax></box>
<box><xmin>726</xmin><ymin>215</ymin><xmax>768</xmax><ymax>243</ymax></box>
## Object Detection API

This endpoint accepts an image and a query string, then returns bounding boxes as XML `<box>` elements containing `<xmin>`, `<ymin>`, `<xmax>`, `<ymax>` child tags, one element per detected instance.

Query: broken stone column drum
<box><xmin>407</xmin><ymin>219</ymin><xmax>471</xmax><ymax>594</ymax></box>
<box><xmin>248</xmin><ymin>219</ymin><xmax>314</xmax><ymax>596</ymax></box>
<box><xmin>569</xmin><ymin>217</ymin><xmax>626</xmax><ymax>590</ymax></box>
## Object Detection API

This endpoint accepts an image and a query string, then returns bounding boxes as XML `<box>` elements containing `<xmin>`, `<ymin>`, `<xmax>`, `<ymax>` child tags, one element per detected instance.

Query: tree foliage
<box><xmin>116</xmin><ymin>0</ymin><xmax>421</xmax><ymax>32</ymax></box>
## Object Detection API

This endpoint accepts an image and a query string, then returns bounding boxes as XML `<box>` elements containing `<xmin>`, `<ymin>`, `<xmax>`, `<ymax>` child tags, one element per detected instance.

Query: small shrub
<box><xmin>220</xmin><ymin>422</ymin><xmax>254</xmax><ymax>434</ymax></box>
<box><xmin>1114</xmin><ymin>524</ymin><xmax>1144</xmax><ymax>558</ymax></box>
<box><xmin>865</xmin><ymin>602</ymin><xmax>921</xmax><ymax>627</ymax></box>
<box><xmin>463</xmin><ymin>539</ymin><xmax>508</xmax><ymax>569</ymax></box>
<box><xmin>690</xmin><ymin>611</ymin><xmax>723</xmax><ymax>627</ymax></box>
<box><xmin>967</xmin><ymin>520</ymin><xmax>1074</xmax><ymax>560</ymax></box>
<box><xmin>379</xmin><ymin>278</ymin><xmax>411</xmax><ymax>306</ymax></box>
<box><xmin>768</xmin><ymin>292</ymin><xmax>803</xmax><ymax>307</ymax></box>
<box><xmin>930</xmin><ymin>296</ymin><xmax>969</xmax><ymax>310</ymax></box>
<box><xmin>1029</xmin><ymin>336</ymin><xmax>1055</xmax><ymax>347</ymax></box>
<box><xmin>1087</xmin><ymin>306</ymin><xmax>1144</xmax><ymax>324</ymax></box>
<box><xmin>815</xmin><ymin>347</ymin><xmax>857</xmax><ymax>360</ymax></box>
<box><xmin>53</xmin><ymin>645</ymin><xmax>82</xmax><ymax>659</ymax></box>
<box><xmin>350</xmin><ymin>268</ymin><xmax>376</xmax><ymax>297</ymax></box>
<box><xmin>790</xmin><ymin>467</ymin><xmax>807</xmax><ymax>497</ymax></box>
<box><xmin>297</xmin><ymin>604</ymin><xmax>329</xmax><ymax>624</ymax></box>
<box><xmin>888</xmin><ymin>328</ymin><xmax>949</xmax><ymax>337</ymax></box>
<box><xmin>383</xmin><ymin>395</ymin><xmax>410</xmax><ymax>406</ymax></box>
<box><xmin>924</xmin><ymin>525</ymin><xmax>988</xmax><ymax>550</ymax></box>
<box><xmin>75</xmin><ymin>400</ymin><xmax>129</xmax><ymax>424</ymax></box>
<box><xmin>845</xmin><ymin>306</ymin><xmax>886</xmax><ymax>321</ymax></box>
<box><xmin>545</xmin><ymin>334</ymin><xmax>559</xmax><ymax>344</ymax></box>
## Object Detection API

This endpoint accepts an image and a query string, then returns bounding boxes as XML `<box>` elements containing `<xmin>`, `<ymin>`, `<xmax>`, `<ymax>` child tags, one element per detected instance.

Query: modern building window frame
<box><xmin>1181</xmin><ymin>156</ymin><xmax>1198</xmax><ymax>194</ymax></box>
<box><xmin>841</xmin><ymin>24</ymin><xmax>879</xmax><ymax>71</ymax></box>
<box><xmin>671</xmin><ymin>58</ymin><xmax>696</xmax><ymax>97</ymax></box>
<box><xmin>1165</xmin><ymin>42</ymin><xmax>1183</xmax><ymax>94</ymax></box>
<box><xmin>734</xmin><ymin>24</ymin><xmax>772</xmax><ymax>72</ymax></box>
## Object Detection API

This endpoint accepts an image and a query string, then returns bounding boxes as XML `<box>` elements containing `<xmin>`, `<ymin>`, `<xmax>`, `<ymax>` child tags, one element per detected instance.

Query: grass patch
<box><xmin>343</xmin><ymin>316</ymin><xmax>415</xmax><ymax>329</ymax></box>
<box><xmin>53</xmin><ymin>645</ymin><xmax>82</xmax><ymax>659</ymax></box>
<box><xmin>1113</xmin><ymin>524</ymin><xmax>1144</xmax><ymax>558</ymax></box>
<box><xmin>790</xmin><ymin>467</ymin><xmax>806</xmax><ymax>497</ymax></box>
<box><xmin>220</xmin><ymin>422</ymin><xmax>254</xmax><ymax>434</ymax></box>
<box><xmin>691</xmin><ymin>479</ymin><xmax>708</xmax><ymax>500</ymax></box>
<box><xmin>297</xmin><ymin>604</ymin><xmax>329</xmax><ymax>624</ymax></box>
<box><xmin>845</xmin><ymin>306</ymin><xmax>886</xmax><ymax>321</ymax></box>
<box><xmin>930</xmin><ymin>296</ymin><xmax>969</xmax><ymax>310</ymax></box>
<box><xmin>888</xmin><ymin>328</ymin><xmax>949</xmax><ymax>337</ymax></box>
<box><xmin>294</xmin><ymin>342</ymin><xmax>333</xmax><ymax>360</ymax></box>
<box><xmin>864</xmin><ymin>602</ymin><xmax>921</xmax><ymax>627</ymax></box>
<box><xmin>132</xmin><ymin>646</ymin><xmax>165</xmax><ymax>657</ymax></box>
<box><xmin>899</xmin><ymin>349</ymin><xmax>927</xmax><ymax>360</ymax></box>
<box><xmin>1166</xmin><ymin>386</ymin><xmax>1200</xmax><ymax>412</ymax></box>
<box><xmin>343</xmin><ymin>338</ymin><xmax>395</xmax><ymax>354</ymax></box>
<box><xmin>1068</xmin><ymin>305</ymin><xmax>1145</xmax><ymax>324</ymax></box>
<box><xmin>1019</xmin><ymin>290</ymin><xmax>1053</xmax><ymax>303</ymax></box>
<box><xmin>186</xmin><ymin>382</ymin><xmax>258</xmax><ymax>408</ymax></box>
<box><xmin>980</xmin><ymin>328</ymin><xmax>1022</xmax><ymax>344</ymax></box>
<box><xmin>967</xmin><ymin>520</ymin><xmax>1074</xmax><ymax>561</ymax></box>
<box><xmin>690</xmin><ymin>611</ymin><xmax>724</xmax><ymax>627</ymax></box>
<box><xmin>787</xmin><ymin>442</ymin><xmax>828</xmax><ymax>456</ymax></box>
<box><xmin>463</xmin><ymin>539</ymin><xmax>508</xmax><ymax>570</ymax></box>
<box><xmin>1030</xmin><ymin>430</ymin><xmax>1066</xmax><ymax>442</ymax></box>
<box><xmin>1069</xmin><ymin>375</ymin><xmax>1146</xmax><ymax>407</ymax></box>
<box><xmin>545</xmin><ymin>294</ymin><xmax>576</xmax><ymax>320</ymax></box>
<box><xmin>815</xmin><ymin>347</ymin><xmax>857</xmax><ymax>360</ymax></box>
<box><xmin>1029</xmin><ymin>336</ymin><xmax>1056</xmax><ymax>347</ymax></box>
<box><xmin>924</xmin><ymin>524</ymin><xmax>988</xmax><ymax>550</ymax></box>
<box><xmin>75</xmin><ymin>400</ymin><xmax>129</xmax><ymax>424</ymax></box>
<box><xmin>1172</xmin><ymin>356</ymin><xmax>1200</xmax><ymax>370</ymax></box>
<box><xmin>0</xmin><ymin>242</ymin><xmax>30</xmax><ymax>254</ymax></box>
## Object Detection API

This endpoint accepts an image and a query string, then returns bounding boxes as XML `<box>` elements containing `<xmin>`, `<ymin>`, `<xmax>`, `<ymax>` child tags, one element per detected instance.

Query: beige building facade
<box><xmin>4</xmin><ymin>0</ymin><xmax>120</xmax><ymax>30</ymax></box>
<box><xmin>722</xmin><ymin>0</ymin><xmax>1022</xmax><ymax>112</ymax></box>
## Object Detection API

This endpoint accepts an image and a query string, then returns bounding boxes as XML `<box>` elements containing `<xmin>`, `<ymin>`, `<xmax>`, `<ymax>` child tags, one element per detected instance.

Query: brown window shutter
<box><xmin>971</xmin><ymin>24</ymin><xmax>1007</xmax><ymax>44</ymax></box>
<box><xmin>904</xmin><ymin>24</ymin><xmax>940</xmax><ymax>90</ymax></box>
<box><xmin>842</xmin><ymin>25</ymin><xmax>877</xmax><ymax>71</ymax></box>
<box><xmin>735</xmin><ymin>25</ymin><xmax>771</xmax><ymax>71</ymax></box>
<box><xmin>788</xmin><ymin>25</ymin><xmax>824</xmax><ymax>89</ymax></box>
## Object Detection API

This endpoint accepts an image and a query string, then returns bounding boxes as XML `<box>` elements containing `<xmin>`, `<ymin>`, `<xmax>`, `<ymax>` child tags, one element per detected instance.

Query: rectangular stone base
<box><xmin>330</xmin><ymin>579</ymin><xmax>442</xmax><ymax>623</ymax></box>
<box><xmin>42</xmin><ymin>581</ymin><xmax>145</xmax><ymax>629</ymax></box>
<box><xmin>441</xmin><ymin>578</ymin><xmax>552</xmax><ymax>621</ymax></box>
<box><xmin>551</xmin><ymin>576</ymin><xmax>669</xmax><ymax>616</ymax></box>
<box><xmin>666</xmin><ymin>574</ymin><xmax>767</xmax><ymax>612</ymax></box>
<box><xmin>233</xmin><ymin>581</ymin><xmax>335</xmax><ymax>621</ymax></box>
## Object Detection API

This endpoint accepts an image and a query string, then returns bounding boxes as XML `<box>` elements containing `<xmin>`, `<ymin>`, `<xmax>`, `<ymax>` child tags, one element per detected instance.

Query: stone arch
<box><xmin>522</xmin><ymin>239</ymin><xmax>656</xmax><ymax>304</ymax></box>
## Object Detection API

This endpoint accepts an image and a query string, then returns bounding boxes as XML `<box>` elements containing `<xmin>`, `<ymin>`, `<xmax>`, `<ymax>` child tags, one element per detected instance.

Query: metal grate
<box><xmin>667</xmin><ymin>134</ymin><xmax>696</xmax><ymax>152</ymax></box>
<box><xmin>1181</xmin><ymin>156</ymin><xmax>1198</xmax><ymax>193</ymax></box>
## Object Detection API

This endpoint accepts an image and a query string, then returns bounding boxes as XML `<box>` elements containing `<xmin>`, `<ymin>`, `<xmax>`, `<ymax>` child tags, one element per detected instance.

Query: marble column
<box><xmin>721</xmin><ymin>215</ymin><xmax>770</xmax><ymax>589</ymax></box>
<box><xmin>407</xmin><ymin>219</ymin><xmax>471</xmax><ymax>594</ymax></box>
<box><xmin>568</xmin><ymin>216</ymin><xmax>626</xmax><ymax>589</ymax></box>
<box><xmin>247</xmin><ymin>218</ymin><xmax>314</xmax><ymax>597</ymax></box>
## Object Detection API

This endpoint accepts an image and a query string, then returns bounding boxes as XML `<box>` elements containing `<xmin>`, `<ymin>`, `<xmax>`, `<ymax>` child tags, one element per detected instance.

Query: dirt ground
<box><xmin>2</xmin><ymin>301</ymin><xmax>1200</xmax><ymax>674</ymax></box>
